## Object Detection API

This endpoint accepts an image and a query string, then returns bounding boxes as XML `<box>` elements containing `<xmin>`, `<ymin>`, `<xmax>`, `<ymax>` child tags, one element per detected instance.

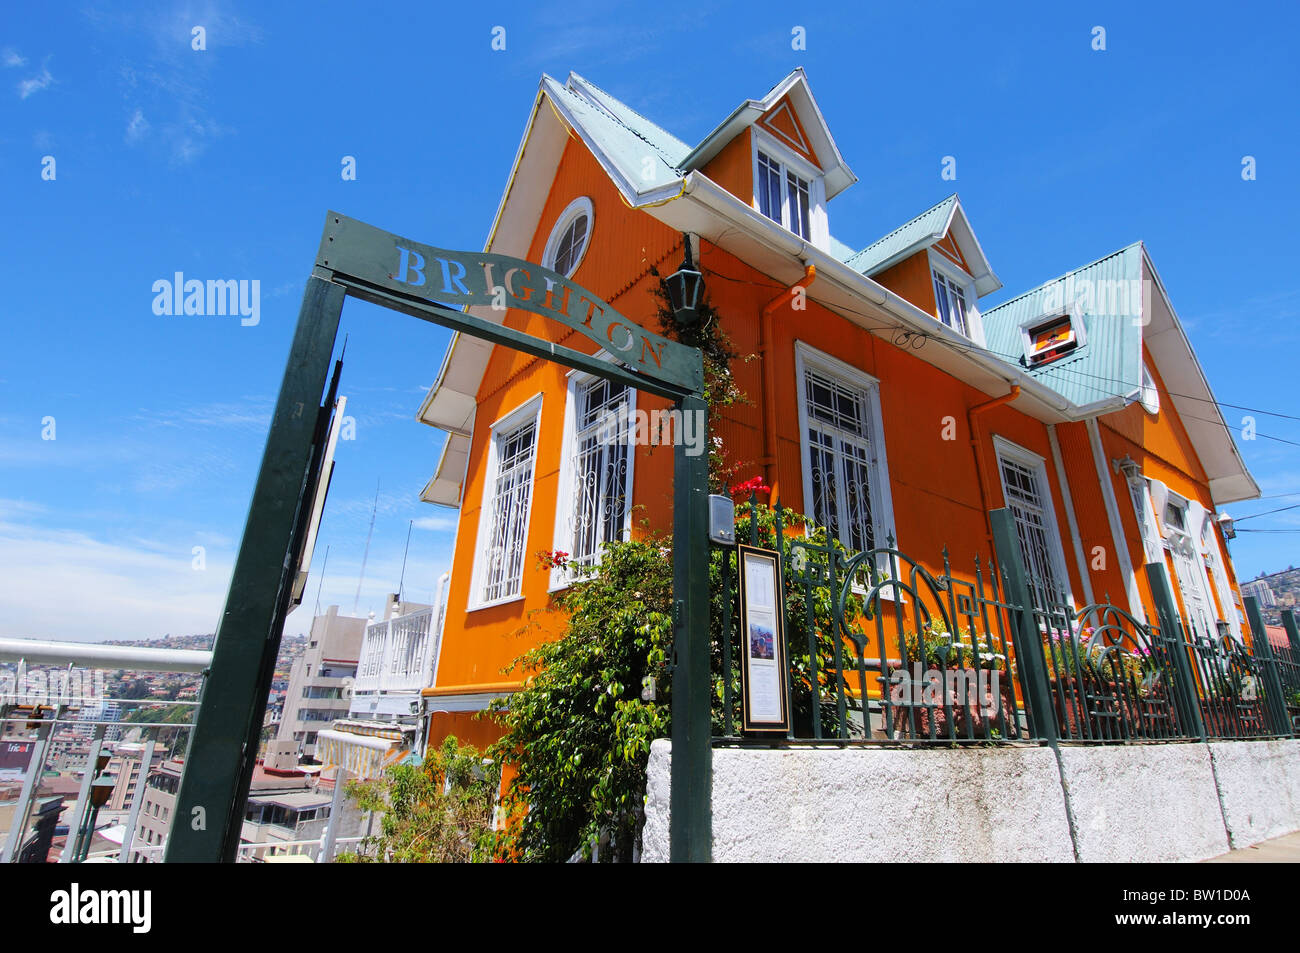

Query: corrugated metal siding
<box><xmin>701</xmin><ymin>127</ymin><xmax>753</xmax><ymax>209</ymax></box>
<box><xmin>981</xmin><ymin>243</ymin><xmax>1144</xmax><ymax>408</ymax></box>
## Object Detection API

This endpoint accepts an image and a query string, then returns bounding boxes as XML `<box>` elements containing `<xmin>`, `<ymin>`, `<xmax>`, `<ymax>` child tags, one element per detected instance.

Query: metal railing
<box><xmin>1</xmin><ymin>697</ymin><xmax>199</xmax><ymax>864</ymax></box>
<box><xmin>354</xmin><ymin>607</ymin><xmax>438</xmax><ymax>695</ymax></box>
<box><xmin>712</xmin><ymin>496</ymin><xmax>1299</xmax><ymax>747</ymax></box>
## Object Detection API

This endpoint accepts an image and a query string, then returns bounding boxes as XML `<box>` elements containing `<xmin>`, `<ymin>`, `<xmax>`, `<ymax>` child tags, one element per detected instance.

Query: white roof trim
<box><xmin>414</xmin><ymin>74</ymin><xmax>1251</xmax><ymax>512</ymax></box>
<box><xmin>421</xmin><ymin>432</ymin><xmax>470</xmax><ymax>508</ymax></box>
<box><xmin>1138</xmin><ymin>247</ymin><xmax>1259</xmax><ymax>505</ymax></box>
<box><xmin>862</xmin><ymin>199</ymin><xmax>1001</xmax><ymax>296</ymax></box>
<box><xmin>681</xmin><ymin>68</ymin><xmax>857</xmax><ymax>199</ymax></box>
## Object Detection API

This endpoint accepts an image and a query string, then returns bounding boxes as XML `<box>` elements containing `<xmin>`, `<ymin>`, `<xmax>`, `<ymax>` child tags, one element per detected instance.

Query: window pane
<box><xmin>787</xmin><ymin>170</ymin><xmax>811</xmax><ymax>239</ymax></box>
<box><xmin>482</xmin><ymin>417</ymin><xmax>538</xmax><ymax>602</ymax></box>
<box><xmin>552</xmin><ymin>214</ymin><xmax>589</xmax><ymax>277</ymax></box>
<box><xmin>933</xmin><ymin>271</ymin><xmax>970</xmax><ymax>337</ymax></box>
<box><xmin>757</xmin><ymin>153</ymin><xmax>782</xmax><ymax>224</ymax></box>
<box><xmin>567</xmin><ymin>378</ymin><xmax>631</xmax><ymax>567</ymax></box>
<box><xmin>804</xmin><ymin>365</ymin><xmax>878</xmax><ymax>553</ymax></box>
<box><xmin>999</xmin><ymin>456</ymin><xmax>1067</xmax><ymax>612</ymax></box>
<box><xmin>933</xmin><ymin>274</ymin><xmax>950</xmax><ymax>327</ymax></box>
<box><xmin>947</xmin><ymin>279</ymin><xmax>968</xmax><ymax>336</ymax></box>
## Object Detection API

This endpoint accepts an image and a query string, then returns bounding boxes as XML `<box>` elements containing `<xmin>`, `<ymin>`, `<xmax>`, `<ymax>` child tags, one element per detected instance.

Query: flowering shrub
<box><xmin>903</xmin><ymin>619</ymin><xmax>1010</xmax><ymax>672</ymax></box>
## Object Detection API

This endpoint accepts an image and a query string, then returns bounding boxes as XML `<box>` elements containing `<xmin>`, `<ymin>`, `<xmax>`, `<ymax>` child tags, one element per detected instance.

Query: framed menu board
<box><xmin>738</xmin><ymin>545</ymin><xmax>790</xmax><ymax>734</ymax></box>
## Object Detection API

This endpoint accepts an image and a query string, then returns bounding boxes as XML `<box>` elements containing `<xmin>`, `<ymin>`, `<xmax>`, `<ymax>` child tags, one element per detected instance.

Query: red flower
<box><xmin>537</xmin><ymin>549</ymin><xmax>569</xmax><ymax>570</ymax></box>
<box><xmin>729</xmin><ymin>476</ymin><xmax>771</xmax><ymax>498</ymax></box>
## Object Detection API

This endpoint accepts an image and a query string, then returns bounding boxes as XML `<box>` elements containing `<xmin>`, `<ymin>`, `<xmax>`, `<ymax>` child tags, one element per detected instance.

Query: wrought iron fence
<box><xmin>713</xmin><ymin>495</ymin><xmax>1299</xmax><ymax>747</ymax></box>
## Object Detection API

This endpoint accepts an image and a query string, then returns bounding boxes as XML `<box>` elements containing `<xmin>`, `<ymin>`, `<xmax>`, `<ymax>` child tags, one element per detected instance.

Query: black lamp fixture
<box><xmin>665</xmin><ymin>233</ymin><xmax>704</xmax><ymax>326</ymax></box>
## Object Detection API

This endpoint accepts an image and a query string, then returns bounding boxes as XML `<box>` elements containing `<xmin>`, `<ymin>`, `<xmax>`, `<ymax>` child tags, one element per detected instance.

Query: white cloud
<box><xmin>412</xmin><ymin>515</ymin><xmax>456</xmax><ymax>531</ymax></box>
<box><xmin>3</xmin><ymin>47</ymin><xmax>25</xmax><ymax>68</ymax></box>
<box><xmin>0</xmin><ymin>520</ymin><xmax>231</xmax><ymax>642</ymax></box>
<box><xmin>126</xmin><ymin>107</ymin><xmax>150</xmax><ymax>142</ymax></box>
<box><xmin>18</xmin><ymin>65</ymin><xmax>53</xmax><ymax>99</ymax></box>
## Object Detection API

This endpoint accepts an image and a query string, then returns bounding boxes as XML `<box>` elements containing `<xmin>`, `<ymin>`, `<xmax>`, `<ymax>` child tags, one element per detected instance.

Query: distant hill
<box><xmin>100</xmin><ymin>634</ymin><xmax>216</xmax><ymax>650</ymax></box>
<box><xmin>1247</xmin><ymin>567</ymin><xmax>1300</xmax><ymax>627</ymax></box>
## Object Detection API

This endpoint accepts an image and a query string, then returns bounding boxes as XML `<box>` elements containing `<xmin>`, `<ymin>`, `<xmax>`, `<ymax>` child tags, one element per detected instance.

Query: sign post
<box><xmin>166</xmin><ymin>213</ymin><xmax>711</xmax><ymax>862</ymax></box>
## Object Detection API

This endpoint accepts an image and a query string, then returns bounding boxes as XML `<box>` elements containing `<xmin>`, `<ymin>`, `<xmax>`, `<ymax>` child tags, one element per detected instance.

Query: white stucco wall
<box><xmin>1208</xmin><ymin>738</ymin><xmax>1300</xmax><ymax>848</ymax></box>
<box><xmin>643</xmin><ymin>738</ymin><xmax>1300</xmax><ymax>863</ymax></box>
<box><xmin>642</xmin><ymin>740</ymin><xmax>1074</xmax><ymax>863</ymax></box>
<box><xmin>1041</xmin><ymin>744</ymin><xmax>1228</xmax><ymax>862</ymax></box>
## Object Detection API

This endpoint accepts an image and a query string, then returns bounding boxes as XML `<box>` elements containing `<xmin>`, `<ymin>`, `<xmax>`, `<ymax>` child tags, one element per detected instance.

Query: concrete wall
<box><xmin>642</xmin><ymin>738</ymin><xmax>1300</xmax><ymax>863</ymax></box>
<box><xmin>1209</xmin><ymin>738</ymin><xmax>1300</xmax><ymax>848</ymax></box>
<box><xmin>1057</xmin><ymin>744</ymin><xmax>1227</xmax><ymax>863</ymax></box>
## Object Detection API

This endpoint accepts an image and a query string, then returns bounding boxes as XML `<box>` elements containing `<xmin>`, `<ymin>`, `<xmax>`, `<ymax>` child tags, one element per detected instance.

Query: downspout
<box><xmin>759</xmin><ymin>264</ymin><xmax>816</xmax><ymax>499</ymax></box>
<box><xmin>968</xmin><ymin>386</ymin><xmax>1021</xmax><ymax>549</ymax></box>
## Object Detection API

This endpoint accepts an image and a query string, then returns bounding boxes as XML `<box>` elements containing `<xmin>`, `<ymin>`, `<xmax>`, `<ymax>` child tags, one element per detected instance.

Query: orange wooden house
<box><xmin>413</xmin><ymin>69</ymin><xmax>1259</xmax><ymax>749</ymax></box>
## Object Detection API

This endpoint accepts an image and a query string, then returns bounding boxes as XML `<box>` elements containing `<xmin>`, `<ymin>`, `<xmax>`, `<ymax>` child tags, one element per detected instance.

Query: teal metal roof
<box><xmin>543</xmin><ymin>75</ymin><xmax>686</xmax><ymax>193</ymax></box>
<box><xmin>827</xmin><ymin>234</ymin><xmax>858</xmax><ymax>263</ymax></box>
<box><xmin>845</xmin><ymin>195</ymin><xmax>958</xmax><ymax>275</ymax></box>
<box><xmin>566</xmin><ymin>73</ymin><xmax>692</xmax><ymax>162</ymax></box>
<box><xmin>980</xmin><ymin>243</ymin><xmax>1145</xmax><ymax>408</ymax></box>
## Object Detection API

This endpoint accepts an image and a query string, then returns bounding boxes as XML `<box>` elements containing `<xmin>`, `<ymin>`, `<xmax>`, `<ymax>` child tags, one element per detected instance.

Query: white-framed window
<box><xmin>1125</xmin><ymin>475</ymin><xmax>1164</xmax><ymax>566</ymax></box>
<box><xmin>1162</xmin><ymin>493</ymin><xmax>1222</xmax><ymax>642</ymax></box>
<box><xmin>1139</xmin><ymin>361</ymin><xmax>1160</xmax><ymax>415</ymax></box>
<box><xmin>551</xmin><ymin>369</ymin><xmax>635</xmax><ymax>586</ymax></box>
<box><xmin>932</xmin><ymin>268</ymin><xmax>969</xmax><ymax>336</ymax></box>
<box><xmin>794</xmin><ymin>342</ymin><xmax>895</xmax><ymax>560</ymax></box>
<box><xmin>927</xmin><ymin>251</ymin><xmax>985</xmax><ymax>344</ymax></box>
<box><xmin>1019</xmin><ymin>308</ymin><xmax>1086</xmax><ymax>367</ymax></box>
<box><xmin>541</xmin><ymin>196</ymin><xmax>593</xmax><ymax>278</ymax></box>
<box><xmin>470</xmin><ymin>396</ymin><xmax>543</xmax><ymax>609</ymax></box>
<box><xmin>1199</xmin><ymin>509</ymin><xmax>1242</xmax><ymax>641</ymax></box>
<box><xmin>751</xmin><ymin>132</ymin><xmax>827</xmax><ymax>248</ymax></box>
<box><xmin>993</xmin><ymin>437</ymin><xmax>1074</xmax><ymax>615</ymax></box>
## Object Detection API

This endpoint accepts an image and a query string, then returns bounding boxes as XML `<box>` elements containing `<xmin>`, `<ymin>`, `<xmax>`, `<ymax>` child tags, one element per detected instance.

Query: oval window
<box><xmin>543</xmin><ymin>197</ymin><xmax>593</xmax><ymax>279</ymax></box>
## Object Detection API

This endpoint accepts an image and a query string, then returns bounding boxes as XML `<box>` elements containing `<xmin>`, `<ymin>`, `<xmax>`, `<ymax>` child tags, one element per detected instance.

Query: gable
<box><xmin>931</xmin><ymin>229</ymin><xmax>971</xmax><ymax>275</ymax></box>
<box><xmin>846</xmin><ymin>195</ymin><xmax>999</xmax><ymax>295</ymax></box>
<box><xmin>755</xmin><ymin>94</ymin><xmax>821</xmax><ymax>168</ymax></box>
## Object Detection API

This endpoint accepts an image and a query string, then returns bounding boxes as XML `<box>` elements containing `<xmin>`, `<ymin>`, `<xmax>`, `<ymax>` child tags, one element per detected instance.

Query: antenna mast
<box><xmin>353</xmin><ymin>479</ymin><xmax>379</xmax><ymax>614</ymax></box>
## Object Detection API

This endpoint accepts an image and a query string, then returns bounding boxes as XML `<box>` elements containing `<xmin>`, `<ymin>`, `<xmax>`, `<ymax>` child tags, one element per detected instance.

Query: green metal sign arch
<box><xmin>165</xmin><ymin>212</ymin><xmax>712</xmax><ymax>863</ymax></box>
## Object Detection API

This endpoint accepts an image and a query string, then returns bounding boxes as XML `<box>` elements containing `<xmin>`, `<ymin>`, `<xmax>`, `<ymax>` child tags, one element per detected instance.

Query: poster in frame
<box><xmin>737</xmin><ymin>544</ymin><xmax>790</xmax><ymax>734</ymax></box>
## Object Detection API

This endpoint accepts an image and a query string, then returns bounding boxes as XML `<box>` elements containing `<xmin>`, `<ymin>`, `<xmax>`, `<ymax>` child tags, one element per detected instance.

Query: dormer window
<box><xmin>1020</xmin><ymin>310</ymin><xmax>1085</xmax><ymax>367</ymax></box>
<box><xmin>932</xmin><ymin>269</ymin><xmax>969</xmax><ymax>336</ymax></box>
<box><xmin>757</xmin><ymin>150</ymin><xmax>811</xmax><ymax>239</ymax></box>
<box><xmin>751</xmin><ymin>132</ymin><xmax>826</xmax><ymax>248</ymax></box>
<box><xmin>926</xmin><ymin>250</ymin><xmax>984</xmax><ymax>343</ymax></box>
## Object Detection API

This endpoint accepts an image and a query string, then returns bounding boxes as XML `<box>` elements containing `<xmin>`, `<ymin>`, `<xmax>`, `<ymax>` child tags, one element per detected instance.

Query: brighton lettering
<box><xmin>394</xmin><ymin>245</ymin><xmax>671</xmax><ymax>375</ymax></box>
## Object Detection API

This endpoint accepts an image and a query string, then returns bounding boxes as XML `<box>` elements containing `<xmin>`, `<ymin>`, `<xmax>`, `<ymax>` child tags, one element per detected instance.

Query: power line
<box><xmin>928</xmin><ymin>325</ymin><xmax>1300</xmax><ymax>429</ymax></box>
<box><xmin>1234</xmin><ymin>503</ymin><xmax>1300</xmax><ymax>523</ymax></box>
<box><xmin>937</xmin><ymin>332</ymin><xmax>1300</xmax><ymax>448</ymax></box>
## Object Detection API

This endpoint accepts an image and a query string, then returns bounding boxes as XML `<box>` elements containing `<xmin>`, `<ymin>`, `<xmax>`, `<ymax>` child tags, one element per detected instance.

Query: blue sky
<box><xmin>2</xmin><ymin>1</ymin><xmax>1298</xmax><ymax>642</ymax></box>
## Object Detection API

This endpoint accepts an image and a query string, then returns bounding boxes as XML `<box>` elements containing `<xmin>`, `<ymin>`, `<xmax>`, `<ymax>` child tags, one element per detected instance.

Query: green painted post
<box><xmin>988</xmin><ymin>508</ymin><xmax>1059</xmax><ymax>743</ymax></box>
<box><xmin>1243</xmin><ymin>595</ymin><xmax>1293</xmax><ymax>737</ymax></box>
<box><xmin>1281</xmin><ymin>608</ymin><xmax>1300</xmax><ymax>670</ymax></box>
<box><xmin>1144</xmin><ymin>562</ymin><xmax>1207</xmax><ymax>741</ymax></box>
<box><xmin>165</xmin><ymin>276</ymin><xmax>344</xmax><ymax>862</ymax></box>
<box><xmin>1282</xmin><ymin>609</ymin><xmax>1300</xmax><ymax>719</ymax></box>
<box><xmin>670</xmin><ymin>392</ymin><xmax>711</xmax><ymax>862</ymax></box>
